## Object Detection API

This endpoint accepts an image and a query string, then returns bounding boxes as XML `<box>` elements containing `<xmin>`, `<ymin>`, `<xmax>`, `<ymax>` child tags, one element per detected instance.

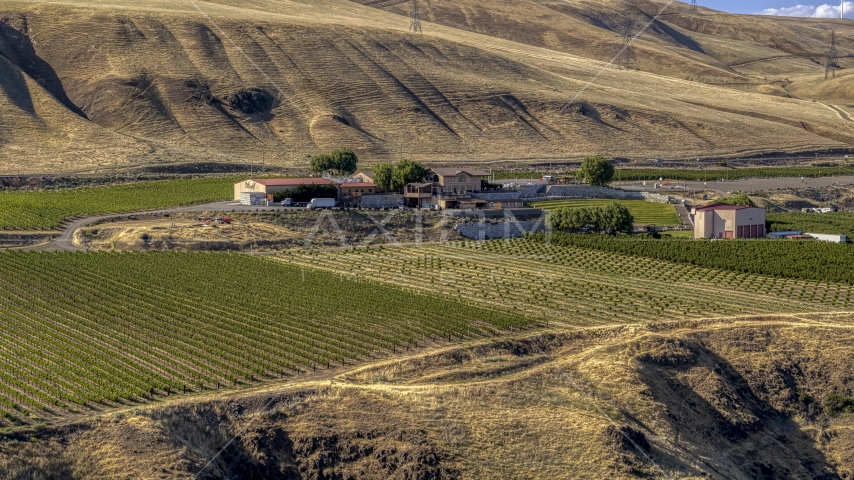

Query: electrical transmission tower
<box><xmin>409</xmin><ymin>0</ymin><xmax>423</xmax><ymax>33</ymax></box>
<box><xmin>612</xmin><ymin>6</ymin><xmax>640</xmax><ymax>70</ymax></box>
<box><xmin>825</xmin><ymin>30</ymin><xmax>839</xmax><ymax>79</ymax></box>
<box><xmin>690</xmin><ymin>0</ymin><xmax>698</xmax><ymax>15</ymax></box>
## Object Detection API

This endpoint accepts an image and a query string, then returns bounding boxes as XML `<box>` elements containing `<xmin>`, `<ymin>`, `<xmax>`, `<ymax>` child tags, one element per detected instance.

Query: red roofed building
<box><xmin>693</xmin><ymin>202</ymin><xmax>766</xmax><ymax>239</ymax></box>
<box><xmin>234</xmin><ymin>178</ymin><xmax>336</xmax><ymax>201</ymax></box>
<box><xmin>339</xmin><ymin>182</ymin><xmax>377</xmax><ymax>197</ymax></box>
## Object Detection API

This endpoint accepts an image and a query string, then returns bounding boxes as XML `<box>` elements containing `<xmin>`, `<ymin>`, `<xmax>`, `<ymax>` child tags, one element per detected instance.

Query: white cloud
<box><xmin>758</xmin><ymin>1</ymin><xmax>854</xmax><ymax>17</ymax></box>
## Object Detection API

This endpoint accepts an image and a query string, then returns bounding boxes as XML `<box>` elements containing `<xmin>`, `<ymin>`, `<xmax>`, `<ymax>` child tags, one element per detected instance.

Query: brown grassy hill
<box><xmin>2</xmin><ymin>315</ymin><xmax>853</xmax><ymax>479</ymax></box>
<box><xmin>357</xmin><ymin>0</ymin><xmax>854</xmax><ymax>89</ymax></box>
<box><xmin>1</xmin><ymin>0</ymin><xmax>853</xmax><ymax>174</ymax></box>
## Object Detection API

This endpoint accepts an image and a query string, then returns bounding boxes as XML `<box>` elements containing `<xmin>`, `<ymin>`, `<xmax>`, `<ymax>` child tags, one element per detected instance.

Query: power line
<box><xmin>690</xmin><ymin>0</ymin><xmax>698</xmax><ymax>16</ymax></box>
<box><xmin>409</xmin><ymin>0</ymin><xmax>423</xmax><ymax>33</ymax></box>
<box><xmin>826</xmin><ymin>30</ymin><xmax>839</xmax><ymax>79</ymax></box>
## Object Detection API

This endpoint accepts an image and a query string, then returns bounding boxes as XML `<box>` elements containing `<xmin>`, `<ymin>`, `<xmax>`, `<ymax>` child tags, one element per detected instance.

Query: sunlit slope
<box><xmin>0</xmin><ymin>0</ymin><xmax>852</xmax><ymax>174</ymax></box>
<box><xmin>355</xmin><ymin>0</ymin><xmax>854</xmax><ymax>91</ymax></box>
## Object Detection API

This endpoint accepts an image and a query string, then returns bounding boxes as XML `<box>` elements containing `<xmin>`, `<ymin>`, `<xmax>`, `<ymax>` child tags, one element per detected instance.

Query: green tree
<box><xmin>331</xmin><ymin>147</ymin><xmax>358</xmax><ymax>175</ymax></box>
<box><xmin>273</xmin><ymin>184</ymin><xmax>338</xmax><ymax>202</ymax></box>
<box><xmin>309</xmin><ymin>147</ymin><xmax>359</xmax><ymax>175</ymax></box>
<box><xmin>547</xmin><ymin>206</ymin><xmax>594</xmax><ymax>232</ymax></box>
<box><xmin>391</xmin><ymin>159</ymin><xmax>426</xmax><ymax>191</ymax></box>
<box><xmin>718</xmin><ymin>193</ymin><xmax>755</xmax><ymax>207</ymax></box>
<box><xmin>578</xmin><ymin>156</ymin><xmax>615</xmax><ymax>186</ymax></box>
<box><xmin>309</xmin><ymin>153</ymin><xmax>334</xmax><ymax>175</ymax></box>
<box><xmin>547</xmin><ymin>202</ymin><xmax>633</xmax><ymax>234</ymax></box>
<box><xmin>600</xmin><ymin>202</ymin><xmax>635</xmax><ymax>235</ymax></box>
<box><xmin>373</xmin><ymin>162</ymin><xmax>394</xmax><ymax>192</ymax></box>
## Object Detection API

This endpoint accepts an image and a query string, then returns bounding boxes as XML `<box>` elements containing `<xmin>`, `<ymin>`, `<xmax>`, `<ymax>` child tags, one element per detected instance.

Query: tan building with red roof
<box><xmin>693</xmin><ymin>202</ymin><xmax>766</xmax><ymax>239</ymax></box>
<box><xmin>339</xmin><ymin>182</ymin><xmax>377</xmax><ymax>197</ymax></box>
<box><xmin>233</xmin><ymin>178</ymin><xmax>336</xmax><ymax>201</ymax></box>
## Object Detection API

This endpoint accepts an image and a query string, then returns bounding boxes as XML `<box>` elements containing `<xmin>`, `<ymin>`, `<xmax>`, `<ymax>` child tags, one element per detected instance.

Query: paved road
<box><xmin>26</xmin><ymin>201</ymin><xmax>299</xmax><ymax>252</ymax></box>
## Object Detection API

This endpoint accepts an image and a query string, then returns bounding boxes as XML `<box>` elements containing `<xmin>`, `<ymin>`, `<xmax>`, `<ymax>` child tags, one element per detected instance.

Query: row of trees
<box><xmin>373</xmin><ymin>159</ymin><xmax>426</xmax><ymax>192</ymax></box>
<box><xmin>309</xmin><ymin>147</ymin><xmax>359</xmax><ymax>176</ymax></box>
<box><xmin>273</xmin><ymin>184</ymin><xmax>338</xmax><ymax>202</ymax></box>
<box><xmin>304</xmin><ymin>150</ymin><xmax>616</xmax><ymax>192</ymax></box>
<box><xmin>305</xmin><ymin>149</ymin><xmax>428</xmax><ymax>194</ymax></box>
<box><xmin>546</xmin><ymin>202</ymin><xmax>634</xmax><ymax>235</ymax></box>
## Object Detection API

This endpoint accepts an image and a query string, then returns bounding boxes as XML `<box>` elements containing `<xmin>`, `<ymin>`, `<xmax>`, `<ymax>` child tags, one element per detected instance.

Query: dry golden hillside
<box><xmin>1</xmin><ymin>0</ymin><xmax>853</xmax><ymax>174</ymax></box>
<box><xmin>2</xmin><ymin>315</ymin><xmax>853</xmax><ymax>479</ymax></box>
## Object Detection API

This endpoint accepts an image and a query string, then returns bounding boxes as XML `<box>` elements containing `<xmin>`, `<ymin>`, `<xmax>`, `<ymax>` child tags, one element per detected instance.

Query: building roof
<box><xmin>407</xmin><ymin>182</ymin><xmax>435</xmax><ymax>188</ymax></box>
<box><xmin>353</xmin><ymin>170</ymin><xmax>373</xmax><ymax>179</ymax></box>
<box><xmin>245</xmin><ymin>178</ymin><xmax>335</xmax><ymax>187</ymax></box>
<box><xmin>694</xmin><ymin>202</ymin><xmax>755</xmax><ymax>212</ymax></box>
<box><xmin>340</xmin><ymin>182</ymin><xmax>376</xmax><ymax>188</ymax></box>
<box><xmin>427</xmin><ymin>167</ymin><xmax>489</xmax><ymax>177</ymax></box>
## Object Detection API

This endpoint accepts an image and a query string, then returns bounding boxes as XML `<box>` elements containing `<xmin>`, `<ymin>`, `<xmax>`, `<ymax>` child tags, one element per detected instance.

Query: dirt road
<box><xmin>26</xmin><ymin>201</ymin><xmax>298</xmax><ymax>251</ymax></box>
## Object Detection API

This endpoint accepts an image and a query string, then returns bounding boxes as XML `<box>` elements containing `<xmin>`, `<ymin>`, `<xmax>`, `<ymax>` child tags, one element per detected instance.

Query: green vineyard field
<box><xmin>276</xmin><ymin>240</ymin><xmax>854</xmax><ymax>326</ymax></box>
<box><xmin>767</xmin><ymin>212</ymin><xmax>854</xmax><ymax>238</ymax></box>
<box><xmin>495</xmin><ymin>165</ymin><xmax>854</xmax><ymax>182</ymax></box>
<box><xmin>528</xmin><ymin>199</ymin><xmax>682</xmax><ymax>226</ymax></box>
<box><xmin>0</xmin><ymin>178</ymin><xmax>236</xmax><ymax>231</ymax></box>
<box><xmin>612</xmin><ymin>165</ymin><xmax>854</xmax><ymax>182</ymax></box>
<box><xmin>0</xmin><ymin>252</ymin><xmax>529</xmax><ymax>426</ymax></box>
<box><xmin>532</xmin><ymin>232</ymin><xmax>854</xmax><ymax>285</ymax></box>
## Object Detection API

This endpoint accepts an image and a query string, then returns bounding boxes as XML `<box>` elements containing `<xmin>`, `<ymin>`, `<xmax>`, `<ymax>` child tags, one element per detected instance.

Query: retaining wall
<box><xmin>359</xmin><ymin>194</ymin><xmax>404</xmax><ymax>207</ymax></box>
<box><xmin>454</xmin><ymin>220</ymin><xmax>547</xmax><ymax>240</ymax></box>
<box><xmin>543</xmin><ymin>186</ymin><xmax>671</xmax><ymax>203</ymax></box>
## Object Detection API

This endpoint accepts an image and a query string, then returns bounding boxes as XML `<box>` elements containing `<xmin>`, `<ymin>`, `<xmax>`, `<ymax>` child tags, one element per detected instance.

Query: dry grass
<box><xmin>0</xmin><ymin>0</ymin><xmax>853</xmax><ymax>174</ymax></box>
<box><xmin>74</xmin><ymin>219</ymin><xmax>299</xmax><ymax>251</ymax></box>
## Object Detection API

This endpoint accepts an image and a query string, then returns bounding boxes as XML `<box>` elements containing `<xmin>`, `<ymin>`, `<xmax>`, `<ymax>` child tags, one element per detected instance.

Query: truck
<box><xmin>307</xmin><ymin>198</ymin><xmax>336</xmax><ymax>210</ymax></box>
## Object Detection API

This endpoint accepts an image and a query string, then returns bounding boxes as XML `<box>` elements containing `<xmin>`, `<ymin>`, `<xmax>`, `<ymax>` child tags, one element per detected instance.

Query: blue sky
<box><xmin>706</xmin><ymin>0</ymin><xmax>852</xmax><ymax>17</ymax></box>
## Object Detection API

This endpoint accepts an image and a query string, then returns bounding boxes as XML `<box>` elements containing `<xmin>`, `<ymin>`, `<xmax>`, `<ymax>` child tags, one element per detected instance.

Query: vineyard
<box><xmin>276</xmin><ymin>240</ymin><xmax>854</xmax><ymax>326</ymax></box>
<box><xmin>528</xmin><ymin>199</ymin><xmax>682</xmax><ymax>225</ymax></box>
<box><xmin>767</xmin><ymin>212</ymin><xmax>854</xmax><ymax>238</ymax></box>
<box><xmin>533</xmin><ymin>232</ymin><xmax>854</xmax><ymax>285</ymax></box>
<box><xmin>0</xmin><ymin>178</ymin><xmax>236</xmax><ymax>231</ymax></box>
<box><xmin>494</xmin><ymin>166</ymin><xmax>854</xmax><ymax>182</ymax></box>
<box><xmin>0</xmin><ymin>252</ymin><xmax>529</xmax><ymax>426</ymax></box>
<box><xmin>613</xmin><ymin>165</ymin><xmax>854</xmax><ymax>182</ymax></box>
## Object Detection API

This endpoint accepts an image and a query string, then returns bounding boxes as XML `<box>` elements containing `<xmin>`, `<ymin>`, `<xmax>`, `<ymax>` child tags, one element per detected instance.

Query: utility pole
<box><xmin>826</xmin><ymin>30</ymin><xmax>840</xmax><ymax>79</ymax></box>
<box><xmin>409</xmin><ymin>0</ymin><xmax>423</xmax><ymax>33</ymax></box>
<box><xmin>612</xmin><ymin>5</ymin><xmax>640</xmax><ymax>70</ymax></box>
<box><xmin>690</xmin><ymin>0</ymin><xmax>698</xmax><ymax>16</ymax></box>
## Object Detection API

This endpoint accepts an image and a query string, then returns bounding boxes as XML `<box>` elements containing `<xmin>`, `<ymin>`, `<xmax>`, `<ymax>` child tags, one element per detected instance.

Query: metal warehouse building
<box><xmin>233</xmin><ymin>178</ymin><xmax>336</xmax><ymax>201</ymax></box>
<box><xmin>693</xmin><ymin>203</ymin><xmax>766</xmax><ymax>239</ymax></box>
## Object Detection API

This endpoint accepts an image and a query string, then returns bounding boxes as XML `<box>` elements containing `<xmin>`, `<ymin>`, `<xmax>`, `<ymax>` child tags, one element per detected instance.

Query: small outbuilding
<box><xmin>693</xmin><ymin>203</ymin><xmax>766</xmax><ymax>239</ymax></box>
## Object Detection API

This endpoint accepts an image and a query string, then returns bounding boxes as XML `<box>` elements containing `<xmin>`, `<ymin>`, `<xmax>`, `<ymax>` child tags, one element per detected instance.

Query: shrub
<box><xmin>823</xmin><ymin>393</ymin><xmax>854</xmax><ymax>416</ymax></box>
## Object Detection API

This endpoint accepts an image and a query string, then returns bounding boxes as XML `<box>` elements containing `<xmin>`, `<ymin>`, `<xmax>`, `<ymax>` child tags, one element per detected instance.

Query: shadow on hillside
<box><xmin>0</xmin><ymin>19</ymin><xmax>88</xmax><ymax>118</ymax></box>
<box><xmin>636</xmin><ymin>337</ymin><xmax>840</xmax><ymax>479</ymax></box>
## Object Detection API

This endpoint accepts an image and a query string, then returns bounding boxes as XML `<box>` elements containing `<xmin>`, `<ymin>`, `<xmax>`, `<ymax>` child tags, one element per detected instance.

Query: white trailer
<box><xmin>307</xmin><ymin>198</ymin><xmax>336</xmax><ymax>209</ymax></box>
<box><xmin>806</xmin><ymin>233</ymin><xmax>848</xmax><ymax>243</ymax></box>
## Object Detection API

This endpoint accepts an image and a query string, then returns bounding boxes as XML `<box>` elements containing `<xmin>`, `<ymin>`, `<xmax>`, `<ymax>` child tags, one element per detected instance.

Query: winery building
<box><xmin>693</xmin><ymin>203</ymin><xmax>766</xmax><ymax>239</ymax></box>
<box><xmin>233</xmin><ymin>178</ymin><xmax>336</xmax><ymax>201</ymax></box>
